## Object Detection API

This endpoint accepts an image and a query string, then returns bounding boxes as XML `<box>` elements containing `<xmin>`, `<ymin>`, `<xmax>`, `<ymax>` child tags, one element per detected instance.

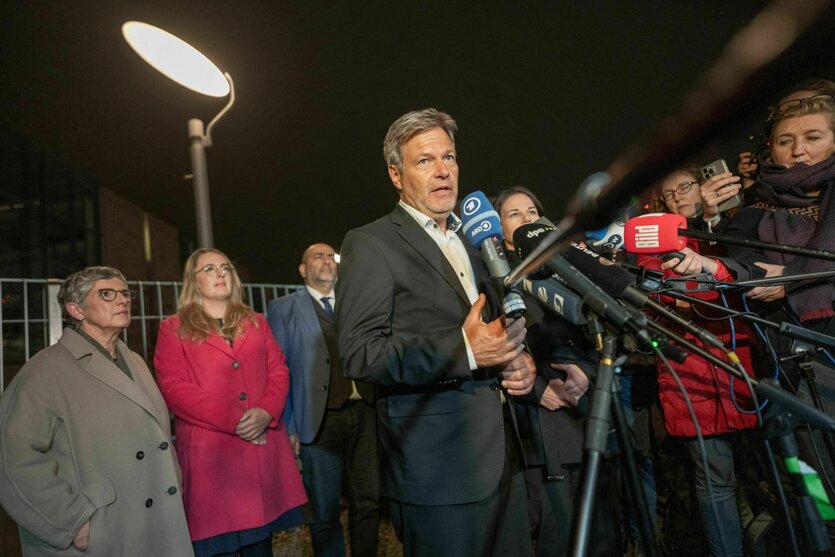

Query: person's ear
<box><xmin>65</xmin><ymin>303</ymin><xmax>85</xmax><ymax>322</ymax></box>
<box><xmin>388</xmin><ymin>165</ymin><xmax>403</xmax><ymax>193</ymax></box>
<box><xmin>298</xmin><ymin>263</ymin><xmax>307</xmax><ymax>280</ymax></box>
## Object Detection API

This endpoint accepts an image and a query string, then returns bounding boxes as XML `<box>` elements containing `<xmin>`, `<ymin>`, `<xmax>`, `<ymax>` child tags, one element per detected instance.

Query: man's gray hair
<box><xmin>383</xmin><ymin>108</ymin><xmax>458</xmax><ymax>172</ymax></box>
<box><xmin>58</xmin><ymin>266</ymin><xmax>127</xmax><ymax>325</ymax></box>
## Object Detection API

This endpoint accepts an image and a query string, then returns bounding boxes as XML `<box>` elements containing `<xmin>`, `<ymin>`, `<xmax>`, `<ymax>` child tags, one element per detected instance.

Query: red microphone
<box><xmin>623</xmin><ymin>213</ymin><xmax>688</xmax><ymax>254</ymax></box>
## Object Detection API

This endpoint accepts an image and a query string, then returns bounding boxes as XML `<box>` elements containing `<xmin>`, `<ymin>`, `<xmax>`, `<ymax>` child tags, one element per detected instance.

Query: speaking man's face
<box><xmin>388</xmin><ymin>127</ymin><xmax>459</xmax><ymax>224</ymax></box>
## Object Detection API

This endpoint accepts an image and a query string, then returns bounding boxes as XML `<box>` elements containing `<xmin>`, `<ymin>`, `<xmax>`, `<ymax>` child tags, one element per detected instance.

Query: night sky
<box><xmin>3</xmin><ymin>1</ymin><xmax>833</xmax><ymax>282</ymax></box>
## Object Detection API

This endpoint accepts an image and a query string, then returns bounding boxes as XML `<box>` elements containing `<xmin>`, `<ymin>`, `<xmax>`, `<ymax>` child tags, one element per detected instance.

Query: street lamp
<box><xmin>122</xmin><ymin>20</ymin><xmax>235</xmax><ymax>248</ymax></box>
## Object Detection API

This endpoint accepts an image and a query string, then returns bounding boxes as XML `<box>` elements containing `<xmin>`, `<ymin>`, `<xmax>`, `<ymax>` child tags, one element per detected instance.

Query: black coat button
<box><xmin>325</xmin><ymin>358</ymin><xmax>330</xmax><ymax>364</ymax></box>
<box><xmin>232</xmin><ymin>361</ymin><xmax>240</xmax><ymax>369</ymax></box>
<box><xmin>489</xmin><ymin>383</ymin><xmax>499</xmax><ymax>391</ymax></box>
<box><xmin>167</xmin><ymin>486</ymin><xmax>178</xmax><ymax>495</ymax></box>
<box><xmin>239</xmin><ymin>393</ymin><xmax>247</xmax><ymax>400</ymax></box>
<box><xmin>145</xmin><ymin>498</ymin><xmax>153</xmax><ymax>508</ymax></box>
<box><xmin>321</xmin><ymin>385</ymin><xmax>328</xmax><ymax>391</ymax></box>
<box><xmin>158</xmin><ymin>442</ymin><xmax>169</xmax><ymax>450</ymax></box>
<box><xmin>136</xmin><ymin>451</ymin><xmax>145</xmax><ymax>460</ymax></box>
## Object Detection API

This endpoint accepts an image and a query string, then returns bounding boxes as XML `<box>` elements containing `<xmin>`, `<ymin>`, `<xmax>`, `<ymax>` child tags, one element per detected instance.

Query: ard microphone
<box><xmin>460</xmin><ymin>191</ymin><xmax>526</xmax><ymax>318</ymax></box>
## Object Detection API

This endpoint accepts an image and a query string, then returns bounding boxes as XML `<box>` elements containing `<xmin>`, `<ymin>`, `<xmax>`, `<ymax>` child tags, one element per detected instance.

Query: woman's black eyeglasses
<box><xmin>660</xmin><ymin>181</ymin><xmax>698</xmax><ymax>202</ymax></box>
<box><xmin>96</xmin><ymin>289</ymin><xmax>137</xmax><ymax>302</ymax></box>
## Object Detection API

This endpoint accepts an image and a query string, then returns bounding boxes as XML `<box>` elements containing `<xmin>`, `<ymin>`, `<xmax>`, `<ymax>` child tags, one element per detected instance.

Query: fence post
<box><xmin>47</xmin><ymin>282</ymin><xmax>63</xmax><ymax>346</ymax></box>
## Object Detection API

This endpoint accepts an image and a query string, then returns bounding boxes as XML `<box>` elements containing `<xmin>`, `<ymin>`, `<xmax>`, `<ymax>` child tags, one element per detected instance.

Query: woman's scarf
<box><xmin>756</xmin><ymin>156</ymin><xmax>835</xmax><ymax>321</ymax></box>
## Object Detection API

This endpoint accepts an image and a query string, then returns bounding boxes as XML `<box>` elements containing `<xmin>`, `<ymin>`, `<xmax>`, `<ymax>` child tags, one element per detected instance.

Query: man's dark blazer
<box><xmin>267</xmin><ymin>289</ymin><xmax>331</xmax><ymax>444</ymax></box>
<box><xmin>268</xmin><ymin>289</ymin><xmax>375</xmax><ymax>444</ymax></box>
<box><xmin>336</xmin><ymin>204</ymin><xmax>511</xmax><ymax>506</ymax></box>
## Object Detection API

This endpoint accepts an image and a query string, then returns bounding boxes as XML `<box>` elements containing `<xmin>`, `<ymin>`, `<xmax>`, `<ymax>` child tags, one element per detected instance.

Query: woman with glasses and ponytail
<box><xmin>154</xmin><ymin>248</ymin><xmax>306</xmax><ymax>557</ymax></box>
<box><xmin>0</xmin><ymin>266</ymin><xmax>194</xmax><ymax>556</ymax></box>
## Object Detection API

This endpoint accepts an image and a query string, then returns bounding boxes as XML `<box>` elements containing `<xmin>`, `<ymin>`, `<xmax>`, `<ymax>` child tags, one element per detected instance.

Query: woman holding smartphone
<box><xmin>642</xmin><ymin>167</ymin><xmax>758</xmax><ymax>557</ymax></box>
<box><xmin>697</xmin><ymin>159</ymin><xmax>744</xmax><ymax>233</ymax></box>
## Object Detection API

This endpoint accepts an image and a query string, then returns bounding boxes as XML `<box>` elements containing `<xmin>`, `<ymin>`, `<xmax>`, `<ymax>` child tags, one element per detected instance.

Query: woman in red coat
<box><xmin>639</xmin><ymin>166</ymin><xmax>757</xmax><ymax>557</ymax></box>
<box><xmin>154</xmin><ymin>248</ymin><xmax>306</xmax><ymax>557</ymax></box>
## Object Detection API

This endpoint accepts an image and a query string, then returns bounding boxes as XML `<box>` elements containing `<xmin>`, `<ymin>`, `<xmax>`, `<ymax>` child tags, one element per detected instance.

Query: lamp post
<box><xmin>122</xmin><ymin>21</ymin><xmax>234</xmax><ymax>248</ymax></box>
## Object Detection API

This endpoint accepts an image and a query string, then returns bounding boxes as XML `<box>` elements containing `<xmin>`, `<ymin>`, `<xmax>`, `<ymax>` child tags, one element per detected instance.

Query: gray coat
<box><xmin>0</xmin><ymin>328</ymin><xmax>194</xmax><ymax>556</ymax></box>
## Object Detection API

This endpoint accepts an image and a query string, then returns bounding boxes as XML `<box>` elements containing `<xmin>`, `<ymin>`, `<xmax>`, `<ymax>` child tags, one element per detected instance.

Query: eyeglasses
<box><xmin>660</xmin><ymin>181</ymin><xmax>698</xmax><ymax>202</ymax></box>
<box><xmin>768</xmin><ymin>94</ymin><xmax>835</xmax><ymax>120</ymax></box>
<box><xmin>96</xmin><ymin>289</ymin><xmax>136</xmax><ymax>302</ymax></box>
<box><xmin>198</xmin><ymin>264</ymin><xmax>234</xmax><ymax>277</ymax></box>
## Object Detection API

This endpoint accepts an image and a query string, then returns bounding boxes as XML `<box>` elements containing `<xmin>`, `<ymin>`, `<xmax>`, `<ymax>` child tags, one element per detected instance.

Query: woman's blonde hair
<box><xmin>177</xmin><ymin>248</ymin><xmax>256</xmax><ymax>341</ymax></box>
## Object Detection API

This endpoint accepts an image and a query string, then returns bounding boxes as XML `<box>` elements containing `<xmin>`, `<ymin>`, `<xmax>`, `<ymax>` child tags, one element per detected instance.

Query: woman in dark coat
<box><xmin>723</xmin><ymin>95</ymin><xmax>835</xmax><ymax>546</ymax></box>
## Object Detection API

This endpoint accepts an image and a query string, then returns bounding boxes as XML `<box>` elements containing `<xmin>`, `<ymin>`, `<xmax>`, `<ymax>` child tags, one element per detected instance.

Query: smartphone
<box><xmin>700</xmin><ymin>158</ymin><xmax>729</xmax><ymax>180</ymax></box>
<box><xmin>700</xmin><ymin>159</ymin><xmax>742</xmax><ymax>212</ymax></box>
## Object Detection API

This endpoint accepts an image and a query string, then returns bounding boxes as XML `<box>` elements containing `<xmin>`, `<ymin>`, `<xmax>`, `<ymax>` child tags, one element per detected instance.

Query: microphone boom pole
<box><xmin>679</xmin><ymin>228</ymin><xmax>835</xmax><ymax>262</ymax></box>
<box><xmin>506</xmin><ymin>0</ymin><xmax>834</xmax><ymax>287</ymax></box>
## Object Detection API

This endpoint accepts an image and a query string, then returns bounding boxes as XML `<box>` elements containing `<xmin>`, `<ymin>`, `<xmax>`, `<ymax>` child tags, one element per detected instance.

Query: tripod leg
<box><xmin>610</xmin><ymin>377</ymin><xmax>658</xmax><ymax>557</ymax></box>
<box><xmin>766</xmin><ymin>403</ymin><xmax>832</xmax><ymax>554</ymax></box>
<box><xmin>799</xmin><ymin>367</ymin><xmax>835</xmax><ymax>470</ymax></box>
<box><xmin>570</xmin><ymin>335</ymin><xmax>617</xmax><ymax>557</ymax></box>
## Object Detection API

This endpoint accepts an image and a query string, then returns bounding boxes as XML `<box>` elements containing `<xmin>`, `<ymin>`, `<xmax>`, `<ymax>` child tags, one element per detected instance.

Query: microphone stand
<box><xmin>643</xmin><ymin>318</ymin><xmax>834</xmax><ymax>554</ymax></box>
<box><xmin>505</xmin><ymin>2</ymin><xmax>835</xmax><ymax>289</ymax></box>
<box><xmin>534</xmin><ymin>256</ymin><xmax>659</xmax><ymax>556</ymax></box>
<box><xmin>570</xmin><ymin>318</ymin><xmax>659</xmax><ymax>557</ymax></box>
<box><xmin>709</xmin><ymin>269</ymin><xmax>835</xmax><ymax>290</ymax></box>
<box><xmin>659</xmin><ymin>288</ymin><xmax>835</xmax><ymax>353</ymax></box>
<box><xmin>659</xmin><ymin>288</ymin><xmax>835</xmax><ymax>472</ymax></box>
<box><xmin>678</xmin><ymin>228</ymin><xmax>835</xmax><ymax>262</ymax></box>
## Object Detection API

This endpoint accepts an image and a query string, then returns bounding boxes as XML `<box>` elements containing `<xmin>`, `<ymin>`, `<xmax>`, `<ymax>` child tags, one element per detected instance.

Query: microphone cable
<box><xmin>648</xmin><ymin>318</ymin><xmax>801</xmax><ymax>557</ymax></box>
<box><xmin>653</xmin><ymin>346</ymin><xmax>728</xmax><ymax>557</ymax></box>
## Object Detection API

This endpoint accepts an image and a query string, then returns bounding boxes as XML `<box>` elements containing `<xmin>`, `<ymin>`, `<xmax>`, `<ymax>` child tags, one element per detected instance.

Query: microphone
<box><xmin>585</xmin><ymin>219</ymin><xmax>626</xmax><ymax>252</ymax></box>
<box><xmin>623</xmin><ymin>213</ymin><xmax>688</xmax><ymax>254</ymax></box>
<box><xmin>460</xmin><ymin>191</ymin><xmax>526</xmax><ymax>318</ymax></box>
<box><xmin>515</xmin><ymin>222</ymin><xmax>724</xmax><ymax>350</ymax></box>
<box><xmin>560</xmin><ymin>242</ymin><xmax>726</xmax><ymax>351</ymax></box>
<box><xmin>624</xmin><ymin>213</ymin><xmax>835</xmax><ymax>262</ymax></box>
<box><xmin>513</xmin><ymin>223</ymin><xmax>652</xmax><ymax>345</ymax></box>
<box><xmin>517</xmin><ymin>277</ymin><xmax>587</xmax><ymax>326</ymax></box>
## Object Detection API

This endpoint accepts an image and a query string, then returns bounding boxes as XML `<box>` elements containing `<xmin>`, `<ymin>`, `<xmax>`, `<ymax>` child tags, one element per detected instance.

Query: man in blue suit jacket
<box><xmin>267</xmin><ymin>243</ymin><xmax>379</xmax><ymax>557</ymax></box>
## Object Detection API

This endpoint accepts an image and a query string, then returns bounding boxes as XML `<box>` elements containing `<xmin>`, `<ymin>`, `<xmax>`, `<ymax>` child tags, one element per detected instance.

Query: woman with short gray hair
<box><xmin>0</xmin><ymin>266</ymin><xmax>194</xmax><ymax>556</ymax></box>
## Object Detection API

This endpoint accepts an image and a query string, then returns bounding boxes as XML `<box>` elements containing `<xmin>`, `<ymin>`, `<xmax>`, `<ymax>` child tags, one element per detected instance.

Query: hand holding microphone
<box><xmin>660</xmin><ymin>246</ymin><xmax>719</xmax><ymax>276</ymax></box>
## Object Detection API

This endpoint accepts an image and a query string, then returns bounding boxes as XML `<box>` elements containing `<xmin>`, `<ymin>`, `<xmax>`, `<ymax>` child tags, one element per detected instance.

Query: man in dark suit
<box><xmin>267</xmin><ymin>243</ymin><xmax>379</xmax><ymax>557</ymax></box>
<box><xmin>336</xmin><ymin>108</ymin><xmax>536</xmax><ymax>556</ymax></box>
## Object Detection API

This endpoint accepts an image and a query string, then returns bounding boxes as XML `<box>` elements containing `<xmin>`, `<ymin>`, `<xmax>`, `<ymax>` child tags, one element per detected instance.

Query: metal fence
<box><xmin>0</xmin><ymin>278</ymin><xmax>304</xmax><ymax>393</ymax></box>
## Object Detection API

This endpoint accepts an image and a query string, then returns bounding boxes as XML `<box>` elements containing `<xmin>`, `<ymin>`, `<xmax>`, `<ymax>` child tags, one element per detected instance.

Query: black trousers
<box><xmin>390</xmin><ymin>405</ymin><xmax>532</xmax><ymax>557</ymax></box>
<box><xmin>300</xmin><ymin>399</ymin><xmax>380</xmax><ymax>557</ymax></box>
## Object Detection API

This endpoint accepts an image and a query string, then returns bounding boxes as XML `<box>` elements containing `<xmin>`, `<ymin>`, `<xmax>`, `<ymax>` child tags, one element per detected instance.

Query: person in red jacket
<box><xmin>640</xmin><ymin>166</ymin><xmax>758</xmax><ymax>557</ymax></box>
<box><xmin>154</xmin><ymin>248</ymin><xmax>306</xmax><ymax>557</ymax></box>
